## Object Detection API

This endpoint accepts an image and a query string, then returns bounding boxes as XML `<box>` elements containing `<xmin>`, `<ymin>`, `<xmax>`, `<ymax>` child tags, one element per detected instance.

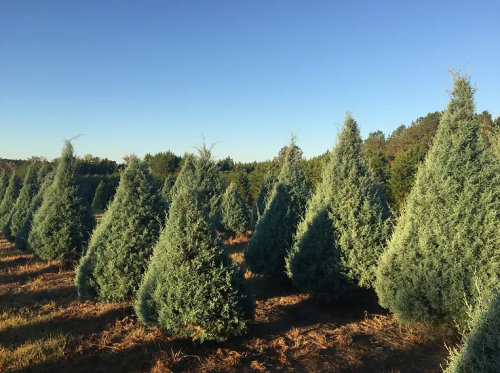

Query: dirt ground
<box><xmin>0</xmin><ymin>233</ymin><xmax>456</xmax><ymax>372</ymax></box>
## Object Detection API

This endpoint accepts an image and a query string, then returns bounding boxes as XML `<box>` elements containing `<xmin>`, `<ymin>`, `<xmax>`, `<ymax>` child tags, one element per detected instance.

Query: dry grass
<box><xmin>0</xmin><ymin>232</ymin><xmax>455</xmax><ymax>372</ymax></box>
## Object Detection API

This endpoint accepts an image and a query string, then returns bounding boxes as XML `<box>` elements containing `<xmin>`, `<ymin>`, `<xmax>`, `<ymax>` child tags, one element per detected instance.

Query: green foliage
<box><xmin>144</xmin><ymin>151</ymin><xmax>181</xmax><ymax>180</ymax></box>
<box><xmin>135</xmin><ymin>186</ymin><xmax>254</xmax><ymax>342</ymax></box>
<box><xmin>167</xmin><ymin>154</ymin><xmax>196</xmax><ymax>206</ymax></box>
<box><xmin>388</xmin><ymin>145</ymin><xmax>425</xmax><ymax>213</ymax></box>
<box><xmin>245</xmin><ymin>139</ymin><xmax>311</xmax><ymax>281</ymax></box>
<box><xmin>444</xmin><ymin>290</ymin><xmax>500</xmax><ymax>372</ymax></box>
<box><xmin>161</xmin><ymin>175</ymin><xmax>175</xmax><ymax>207</ymax></box>
<box><xmin>375</xmin><ymin>72</ymin><xmax>500</xmax><ymax>324</ymax></box>
<box><xmin>91</xmin><ymin>180</ymin><xmax>107</xmax><ymax>211</ymax></box>
<box><xmin>3</xmin><ymin>164</ymin><xmax>39</xmax><ymax>242</ymax></box>
<box><xmin>221</xmin><ymin>182</ymin><xmax>250</xmax><ymax>234</ymax></box>
<box><xmin>0</xmin><ymin>173</ymin><xmax>20</xmax><ymax>229</ymax></box>
<box><xmin>249</xmin><ymin>171</ymin><xmax>276</xmax><ymax>231</ymax></box>
<box><xmin>15</xmin><ymin>171</ymin><xmax>55</xmax><ymax>252</ymax></box>
<box><xmin>76</xmin><ymin>158</ymin><xmax>165</xmax><ymax>302</ymax></box>
<box><xmin>287</xmin><ymin>114</ymin><xmax>390</xmax><ymax>299</ymax></box>
<box><xmin>28</xmin><ymin>141</ymin><xmax>95</xmax><ymax>262</ymax></box>
<box><xmin>0</xmin><ymin>170</ymin><xmax>9</xmax><ymax>203</ymax></box>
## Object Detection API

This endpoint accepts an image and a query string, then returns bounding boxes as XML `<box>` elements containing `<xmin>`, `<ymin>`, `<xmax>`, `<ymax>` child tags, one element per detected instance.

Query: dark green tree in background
<box><xmin>3</xmin><ymin>163</ymin><xmax>39</xmax><ymax>242</ymax></box>
<box><xmin>244</xmin><ymin>138</ymin><xmax>311</xmax><ymax>281</ymax></box>
<box><xmin>161</xmin><ymin>175</ymin><xmax>175</xmax><ymax>208</ymax></box>
<box><xmin>375</xmin><ymin>72</ymin><xmax>500</xmax><ymax>324</ymax></box>
<box><xmin>287</xmin><ymin>114</ymin><xmax>390</xmax><ymax>300</ymax></box>
<box><xmin>76</xmin><ymin>158</ymin><xmax>165</xmax><ymax>302</ymax></box>
<box><xmin>221</xmin><ymin>182</ymin><xmax>250</xmax><ymax>234</ymax></box>
<box><xmin>135</xmin><ymin>186</ymin><xmax>254</xmax><ymax>342</ymax></box>
<box><xmin>0</xmin><ymin>170</ymin><xmax>9</xmax><ymax>203</ymax></box>
<box><xmin>91</xmin><ymin>180</ymin><xmax>107</xmax><ymax>211</ymax></box>
<box><xmin>0</xmin><ymin>173</ymin><xmax>20</xmax><ymax>229</ymax></box>
<box><xmin>249</xmin><ymin>171</ymin><xmax>276</xmax><ymax>231</ymax></box>
<box><xmin>28</xmin><ymin>141</ymin><xmax>95</xmax><ymax>262</ymax></box>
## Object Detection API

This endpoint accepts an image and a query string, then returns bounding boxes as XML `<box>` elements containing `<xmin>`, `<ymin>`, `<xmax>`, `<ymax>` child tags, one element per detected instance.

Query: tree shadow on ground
<box><xmin>0</xmin><ymin>285</ymin><xmax>77</xmax><ymax>311</ymax></box>
<box><xmin>0</xmin><ymin>264</ymin><xmax>61</xmax><ymax>285</ymax></box>
<box><xmin>0</xmin><ymin>256</ymin><xmax>32</xmax><ymax>270</ymax></box>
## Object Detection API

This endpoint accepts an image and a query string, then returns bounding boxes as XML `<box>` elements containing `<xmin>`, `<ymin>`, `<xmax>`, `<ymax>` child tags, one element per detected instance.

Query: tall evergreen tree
<box><xmin>91</xmin><ymin>180</ymin><xmax>107</xmax><ymax>211</ymax></box>
<box><xmin>0</xmin><ymin>170</ymin><xmax>9</xmax><ymax>203</ymax></box>
<box><xmin>0</xmin><ymin>173</ymin><xmax>20</xmax><ymax>229</ymax></box>
<box><xmin>76</xmin><ymin>158</ymin><xmax>165</xmax><ymax>302</ymax></box>
<box><xmin>28</xmin><ymin>141</ymin><xmax>95</xmax><ymax>262</ymax></box>
<box><xmin>15</xmin><ymin>171</ymin><xmax>55</xmax><ymax>252</ymax></box>
<box><xmin>135</xmin><ymin>186</ymin><xmax>253</xmax><ymax>342</ymax></box>
<box><xmin>249</xmin><ymin>171</ymin><xmax>276</xmax><ymax>231</ymax></box>
<box><xmin>244</xmin><ymin>139</ymin><xmax>311</xmax><ymax>281</ymax></box>
<box><xmin>161</xmin><ymin>175</ymin><xmax>175</xmax><ymax>207</ymax></box>
<box><xmin>444</xmin><ymin>291</ymin><xmax>500</xmax><ymax>373</ymax></box>
<box><xmin>3</xmin><ymin>164</ymin><xmax>39</xmax><ymax>242</ymax></box>
<box><xmin>168</xmin><ymin>154</ymin><xmax>196</xmax><ymax>203</ymax></box>
<box><xmin>221</xmin><ymin>182</ymin><xmax>250</xmax><ymax>234</ymax></box>
<box><xmin>375</xmin><ymin>72</ymin><xmax>500</xmax><ymax>323</ymax></box>
<box><xmin>286</xmin><ymin>114</ymin><xmax>390</xmax><ymax>299</ymax></box>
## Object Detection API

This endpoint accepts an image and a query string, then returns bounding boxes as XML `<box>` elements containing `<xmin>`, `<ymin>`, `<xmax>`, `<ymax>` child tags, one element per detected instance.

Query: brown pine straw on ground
<box><xmin>0</xmin><ymin>232</ymin><xmax>456</xmax><ymax>372</ymax></box>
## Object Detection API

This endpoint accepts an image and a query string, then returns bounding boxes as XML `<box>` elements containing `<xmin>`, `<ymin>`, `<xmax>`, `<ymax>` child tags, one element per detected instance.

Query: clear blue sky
<box><xmin>1</xmin><ymin>0</ymin><xmax>499</xmax><ymax>163</ymax></box>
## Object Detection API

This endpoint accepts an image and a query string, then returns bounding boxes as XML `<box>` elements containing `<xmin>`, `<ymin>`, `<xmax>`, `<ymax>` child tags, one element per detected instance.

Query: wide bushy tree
<box><xmin>29</xmin><ymin>141</ymin><xmax>95</xmax><ymax>262</ymax></box>
<box><xmin>15</xmin><ymin>171</ymin><xmax>55</xmax><ymax>252</ymax></box>
<box><xmin>135</xmin><ymin>186</ymin><xmax>254</xmax><ymax>342</ymax></box>
<box><xmin>0</xmin><ymin>173</ymin><xmax>20</xmax><ymax>229</ymax></box>
<box><xmin>444</xmin><ymin>291</ymin><xmax>500</xmax><ymax>373</ymax></box>
<box><xmin>76</xmin><ymin>158</ymin><xmax>165</xmax><ymax>302</ymax></box>
<box><xmin>286</xmin><ymin>114</ymin><xmax>390</xmax><ymax>300</ymax></box>
<box><xmin>3</xmin><ymin>164</ymin><xmax>39</xmax><ymax>242</ymax></box>
<box><xmin>221</xmin><ymin>182</ymin><xmax>250</xmax><ymax>234</ymax></box>
<box><xmin>244</xmin><ymin>139</ymin><xmax>311</xmax><ymax>281</ymax></box>
<box><xmin>249</xmin><ymin>171</ymin><xmax>276</xmax><ymax>231</ymax></box>
<box><xmin>376</xmin><ymin>72</ymin><xmax>500</xmax><ymax>324</ymax></box>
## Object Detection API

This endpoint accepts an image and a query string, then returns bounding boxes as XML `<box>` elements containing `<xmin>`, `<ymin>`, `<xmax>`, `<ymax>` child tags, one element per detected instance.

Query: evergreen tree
<box><xmin>135</xmin><ymin>186</ymin><xmax>254</xmax><ymax>342</ymax></box>
<box><xmin>91</xmin><ymin>180</ymin><xmax>107</xmax><ymax>211</ymax></box>
<box><xmin>76</xmin><ymin>158</ymin><xmax>165</xmax><ymax>302</ymax></box>
<box><xmin>28</xmin><ymin>141</ymin><xmax>95</xmax><ymax>262</ymax></box>
<box><xmin>3</xmin><ymin>164</ymin><xmax>39</xmax><ymax>242</ymax></box>
<box><xmin>244</xmin><ymin>139</ymin><xmax>311</xmax><ymax>281</ymax></box>
<box><xmin>375</xmin><ymin>72</ymin><xmax>500</xmax><ymax>323</ymax></box>
<box><xmin>161</xmin><ymin>175</ymin><xmax>175</xmax><ymax>207</ymax></box>
<box><xmin>0</xmin><ymin>173</ymin><xmax>20</xmax><ymax>229</ymax></box>
<box><xmin>221</xmin><ymin>182</ymin><xmax>250</xmax><ymax>234</ymax></box>
<box><xmin>0</xmin><ymin>170</ymin><xmax>8</xmax><ymax>203</ymax></box>
<box><xmin>249</xmin><ymin>171</ymin><xmax>276</xmax><ymax>231</ymax></box>
<box><xmin>444</xmin><ymin>291</ymin><xmax>500</xmax><ymax>373</ymax></box>
<box><xmin>168</xmin><ymin>154</ymin><xmax>196</xmax><ymax>203</ymax></box>
<box><xmin>15</xmin><ymin>171</ymin><xmax>55</xmax><ymax>252</ymax></box>
<box><xmin>286</xmin><ymin>114</ymin><xmax>390</xmax><ymax>299</ymax></box>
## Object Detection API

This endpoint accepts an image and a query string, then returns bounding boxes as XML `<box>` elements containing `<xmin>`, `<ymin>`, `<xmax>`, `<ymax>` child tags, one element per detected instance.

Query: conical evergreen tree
<box><xmin>0</xmin><ymin>170</ymin><xmax>9</xmax><ymax>203</ymax></box>
<box><xmin>15</xmin><ymin>171</ymin><xmax>55</xmax><ymax>252</ymax></box>
<box><xmin>249</xmin><ymin>171</ymin><xmax>276</xmax><ymax>231</ymax></box>
<box><xmin>221</xmin><ymin>182</ymin><xmax>250</xmax><ymax>234</ymax></box>
<box><xmin>76</xmin><ymin>158</ymin><xmax>165</xmax><ymax>302</ymax></box>
<box><xmin>91</xmin><ymin>180</ymin><xmax>107</xmax><ymax>211</ymax></box>
<box><xmin>244</xmin><ymin>139</ymin><xmax>311</xmax><ymax>281</ymax></box>
<box><xmin>0</xmin><ymin>173</ymin><xmax>20</xmax><ymax>229</ymax></box>
<box><xmin>444</xmin><ymin>291</ymin><xmax>500</xmax><ymax>373</ymax></box>
<box><xmin>28</xmin><ymin>141</ymin><xmax>95</xmax><ymax>262</ymax></box>
<box><xmin>135</xmin><ymin>185</ymin><xmax>254</xmax><ymax>342</ymax></box>
<box><xmin>286</xmin><ymin>114</ymin><xmax>391</xmax><ymax>299</ymax></box>
<box><xmin>193</xmin><ymin>142</ymin><xmax>226</xmax><ymax>228</ymax></box>
<box><xmin>3</xmin><ymin>164</ymin><xmax>39</xmax><ymax>242</ymax></box>
<box><xmin>375</xmin><ymin>72</ymin><xmax>500</xmax><ymax>323</ymax></box>
<box><xmin>161</xmin><ymin>175</ymin><xmax>175</xmax><ymax>207</ymax></box>
<box><xmin>168</xmin><ymin>154</ymin><xmax>196</xmax><ymax>203</ymax></box>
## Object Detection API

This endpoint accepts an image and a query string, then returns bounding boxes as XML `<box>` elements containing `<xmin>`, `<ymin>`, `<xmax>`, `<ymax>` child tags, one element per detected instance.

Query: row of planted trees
<box><xmin>0</xmin><ymin>71</ymin><xmax>497</xmax><ymax>370</ymax></box>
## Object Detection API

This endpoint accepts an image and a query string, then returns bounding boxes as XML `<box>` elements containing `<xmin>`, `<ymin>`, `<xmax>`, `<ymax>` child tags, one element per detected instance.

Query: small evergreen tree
<box><xmin>3</xmin><ymin>164</ymin><xmax>39</xmax><ymax>242</ymax></box>
<box><xmin>286</xmin><ymin>114</ymin><xmax>390</xmax><ymax>299</ymax></box>
<box><xmin>376</xmin><ymin>72</ymin><xmax>500</xmax><ymax>323</ymax></box>
<box><xmin>0</xmin><ymin>170</ymin><xmax>9</xmax><ymax>203</ymax></box>
<box><xmin>91</xmin><ymin>180</ymin><xmax>107</xmax><ymax>211</ymax></box>
<box><xmin>244</xmin><ymin>138</ymin><xmax>311</xmax><ymax>281</ymax></box>
<box><xmin>135</xmin><ymin>186</ymin><xmax>254</xmax><ymax>342</ymax></box>
<box><xmin>249</xmin><ymin>171</ymin><xmax>276</xmax><ymax>231</ymax></box>
<box><xmin>0</xmin><ymin>173</ymin><xmax>20</xmax><ymax>229</ymax></box>
<box><xmin>28</xmin><ymin>141</ymin><xmax>95</xmax><ymax>262</ymax></box>
<box><xmin>221</xmin><ymin>182</ymin><xmax>250</xmax><ymax>234</ymax></box>
<box><xmin>444</xmin><ymin>291</ymin><xmax>500</xmax><ymax>373</ymax></box>
<box><xmin>76</xmin><ymin>158</ymin><xmax>165</xmax><ymax>302</ymax></box>
<box><xmin>15</xmin><ymin>171</ymin><xmax>55</xmax><ymax>252</ymax></box>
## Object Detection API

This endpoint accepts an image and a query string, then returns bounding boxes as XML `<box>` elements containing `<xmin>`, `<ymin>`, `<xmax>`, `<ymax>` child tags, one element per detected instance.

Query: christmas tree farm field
<box><xmin>0</xmin><ymin>232</ymin><xmax>454</xmax><ymax>373</ymax></box>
